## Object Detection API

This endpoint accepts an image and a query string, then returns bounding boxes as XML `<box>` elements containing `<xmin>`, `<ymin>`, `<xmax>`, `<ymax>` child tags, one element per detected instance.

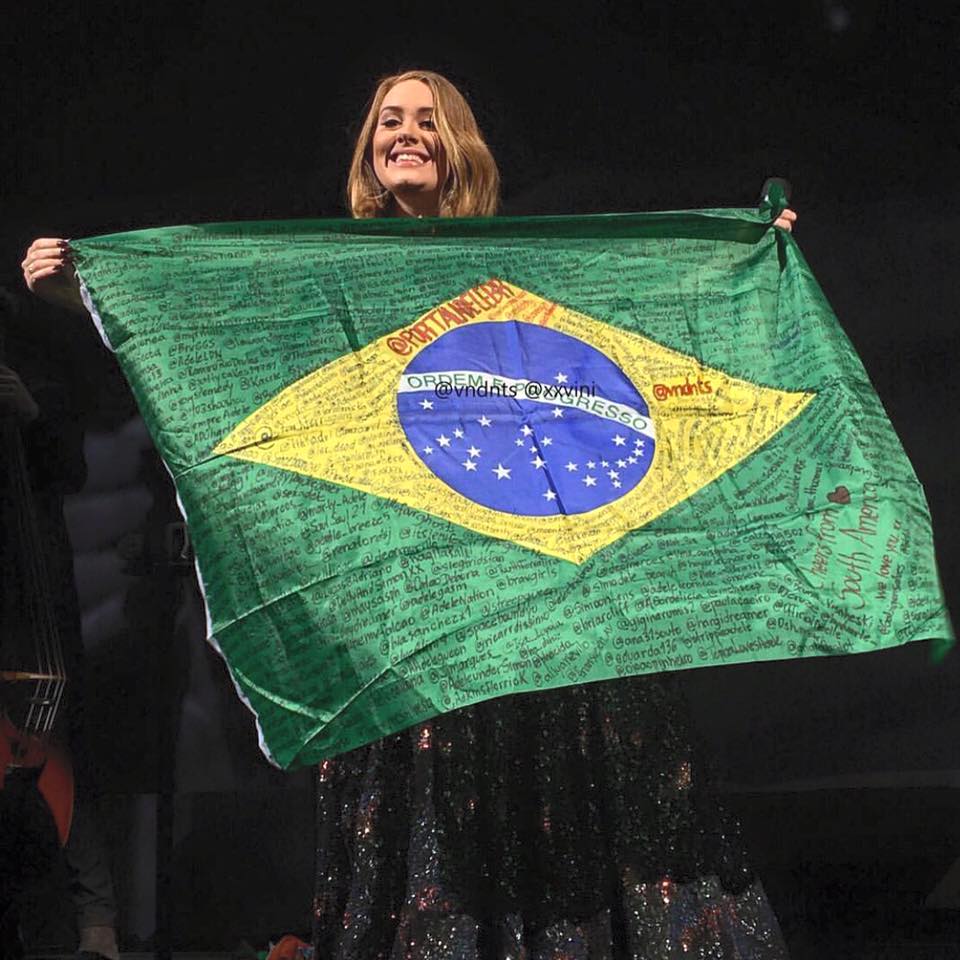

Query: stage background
<box><xmin>2</xmin><ymin>1</ymin><xmax>957</xmax><ymax>955</ymax></box>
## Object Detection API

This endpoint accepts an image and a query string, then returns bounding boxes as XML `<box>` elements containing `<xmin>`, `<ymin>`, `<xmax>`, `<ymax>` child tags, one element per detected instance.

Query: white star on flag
<box><xmin>423</xmin><ymin>446</ymin><xmax>434</xmax><ymax>455</ymax></box>
<box><xmin>419</xmin><ymin>399</ymin><xmax>434</xmax><ymax>410</ymax></box>
<box><xmin>543</xmin><ymin>490</ymin><xmax>558</xmax><ymax>501</ymax></box>
<box><xmin>554</xmin><ymin>372</ymin><xmax>568</xmax><ymax>384</ymax></box>
<box><xmin>493</xmin><ymin>463</ymin><xmax>511</xmax><ymax>480</ymax></box>
<box><xmin>531</xmin><ymin>456</ymin><xmax>547</xmax><ymax>469</ymax></box>
<box><xmin>478</xmin><ymin>416</ymin><xmax>492</xmax><ymax>427</ymax></box>
<box><xmin>521</xmin><ymin>425</ymin><xmax>534</xmax><ymax>436</ymax></box>
<box><xmin>467</xmin><ymin>445</ymin><xmax>481</xmax><ymax>458</ymax></box>
<box><xmin>541</xmin><ymin>436</ymin><xmax>553</xmax><ymax>446</ymax></box>
<box><xmin>453</xmin><ymin>427</ymin><xmax>464</xmax><ymax>438</ymax></box>
<box><xmin>437</xmin><ymin>435</ymin><xmax>451</xmax><ymax>447</ymax></box>
<box><xmin>583</xmin><ymin>475</ymin><xmax>597</xmax><ymax>487</ymax></box>
<box><xmin>565</xmin><ymin>462</ymin><xmax>578</xmax><ymax>472</ymax></box>
<box><xmin>551</xmin><ymin>408</ymin><xmax>564</xmax><ymax>418</ymax></box>
<box><xmin>462</xmin><ymin>459</ymin><xmax>477</xmax><ymax>471</ymax></box>
<box><xmin>613</xmin><ymin>435</ymin><xmax>626</xmax><ymax>446</ymax></box>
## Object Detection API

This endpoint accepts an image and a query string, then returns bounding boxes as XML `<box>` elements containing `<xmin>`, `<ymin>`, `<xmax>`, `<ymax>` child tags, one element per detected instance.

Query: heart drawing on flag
<box><xmin>827</xmin><ymin>485</ymin><xmax>851</xmax><ymax>505</ymax></box>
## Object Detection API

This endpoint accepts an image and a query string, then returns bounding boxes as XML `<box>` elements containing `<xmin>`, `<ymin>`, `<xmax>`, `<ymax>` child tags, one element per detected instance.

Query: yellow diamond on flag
<box><xmin>214</xmin><ymin>280</ymin><xmax>813</xmax><ymax>564</ymax></box>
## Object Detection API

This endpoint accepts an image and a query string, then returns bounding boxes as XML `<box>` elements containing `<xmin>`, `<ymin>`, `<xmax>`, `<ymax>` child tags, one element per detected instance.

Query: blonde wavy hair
<box><xmin>347</xmin><ymin>70</ymin><xmax>499</xmax><ymax>218</ymax></box>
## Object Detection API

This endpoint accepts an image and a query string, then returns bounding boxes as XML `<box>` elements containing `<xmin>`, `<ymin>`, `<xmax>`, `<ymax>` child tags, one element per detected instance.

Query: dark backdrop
<box><xmin>3</xmin><ymin>0</ymin><xmax>959</xmax><ymax>949</ymax></box>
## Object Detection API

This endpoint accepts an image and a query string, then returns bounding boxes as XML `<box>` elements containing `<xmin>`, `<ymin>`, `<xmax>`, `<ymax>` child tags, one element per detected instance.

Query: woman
<box><xmin>24</xmin><ymin>71</ymin><xmax>795</xmax><ymax>959</ymax></box>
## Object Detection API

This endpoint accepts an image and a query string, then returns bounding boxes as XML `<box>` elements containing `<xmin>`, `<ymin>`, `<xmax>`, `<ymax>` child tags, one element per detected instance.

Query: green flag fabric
<box><xmin>72</xmin><ymin>208</ymin><xmax>953</xmax><ymax>768</ymax></box>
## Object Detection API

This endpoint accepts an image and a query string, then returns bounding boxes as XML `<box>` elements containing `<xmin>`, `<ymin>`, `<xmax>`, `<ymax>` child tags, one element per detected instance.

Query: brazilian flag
<box><xmin>73</xmin><ymin>204</ymin><xmax>953</xmax><ymax>767</ymax></box>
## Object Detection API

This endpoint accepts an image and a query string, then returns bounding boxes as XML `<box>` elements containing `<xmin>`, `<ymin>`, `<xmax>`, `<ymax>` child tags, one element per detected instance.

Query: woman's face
<box><xmin>371</xmin><ymin>79</ymin><xmax>447</xmax><ymax>212</ymax></box>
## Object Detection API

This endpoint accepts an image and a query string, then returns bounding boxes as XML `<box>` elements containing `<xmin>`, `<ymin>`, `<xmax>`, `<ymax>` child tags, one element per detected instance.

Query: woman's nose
<box><xmin>397</xmin><ymin>120</ymin><xmax>420</xmax><ymax>142</ymax></box>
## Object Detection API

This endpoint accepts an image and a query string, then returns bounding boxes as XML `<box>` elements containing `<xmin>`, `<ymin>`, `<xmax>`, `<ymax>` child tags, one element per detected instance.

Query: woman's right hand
<box><xmin>21</xmin><ymin>238</ymin><xmax>86</xmax><ymax>314</ymax></box>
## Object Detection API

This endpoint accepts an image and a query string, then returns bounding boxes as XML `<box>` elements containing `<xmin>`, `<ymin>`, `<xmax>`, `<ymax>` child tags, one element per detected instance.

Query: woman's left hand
<box><xmin>774</xmin><ymin>208</ymin><xmax>797</xmax><ymax>232</ymax></box>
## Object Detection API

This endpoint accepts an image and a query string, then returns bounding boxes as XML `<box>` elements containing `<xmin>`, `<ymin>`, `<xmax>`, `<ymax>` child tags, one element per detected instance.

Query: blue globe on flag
<box><xmin>397</xmin><ymin>321</ymin><xmax>655</xmax><ymax>516</ymax></box>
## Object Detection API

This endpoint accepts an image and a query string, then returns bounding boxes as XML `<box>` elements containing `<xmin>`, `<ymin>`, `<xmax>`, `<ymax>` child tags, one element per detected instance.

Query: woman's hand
<box><xmin>21</xmin><ymin>238</ymin><xmax>86</xmax><ymax>314</ymax></box>
<box><xmin>774</xmin><ymin>208</ymin><xmax>797</xmax><ymax>232</ymax></box>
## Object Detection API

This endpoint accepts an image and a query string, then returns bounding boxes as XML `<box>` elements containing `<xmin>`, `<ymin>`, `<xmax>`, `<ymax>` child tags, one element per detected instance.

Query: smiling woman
<box><xmin>310</xmin><ymin>71</ymin><xmax>793</xmax><ymax>960</ymax></box>
<box><xmin>346</xmin><ymin>70</ymin><xmax>500</xmax><ymax>219</ymax></box>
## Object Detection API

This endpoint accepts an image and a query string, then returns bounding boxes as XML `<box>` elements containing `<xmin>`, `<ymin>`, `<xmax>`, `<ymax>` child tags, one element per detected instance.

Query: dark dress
<box><xmin>312</xmin><ymin>675</ymin><xmax>789</xmax><ymax>959</ymax></box>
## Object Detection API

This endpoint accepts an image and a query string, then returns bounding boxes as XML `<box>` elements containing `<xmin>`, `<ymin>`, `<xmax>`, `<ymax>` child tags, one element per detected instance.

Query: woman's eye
<box><xmin>420</xmin><ymin>119</ymin><xmax>435</xmax><ymax>130</ymax></box>
<box><xmin>381</xmin><ymin>117</ymin><xmax>399</xmax><ymax>128</ymax></box>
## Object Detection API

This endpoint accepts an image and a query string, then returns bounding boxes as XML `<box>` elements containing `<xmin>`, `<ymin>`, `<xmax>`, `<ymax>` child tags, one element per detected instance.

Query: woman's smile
<box><xmin>388</xmin><ymin>150</ymin><xmax>431</xmax><ymax>167</ymax></box>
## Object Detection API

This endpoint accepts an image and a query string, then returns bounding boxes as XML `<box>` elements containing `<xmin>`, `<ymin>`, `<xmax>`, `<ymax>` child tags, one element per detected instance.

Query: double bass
<box><xmin>0</xmin><ymin>380</ymin><xmax>73</xmax><ymax>848</ymax></box>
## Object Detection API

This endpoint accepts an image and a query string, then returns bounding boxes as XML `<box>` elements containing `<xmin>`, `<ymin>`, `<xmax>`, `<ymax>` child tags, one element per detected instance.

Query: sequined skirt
<box><xmin>312</xmin><ymin>676</ymin><xmax>789</xmax><ymax>959</ymax></box>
